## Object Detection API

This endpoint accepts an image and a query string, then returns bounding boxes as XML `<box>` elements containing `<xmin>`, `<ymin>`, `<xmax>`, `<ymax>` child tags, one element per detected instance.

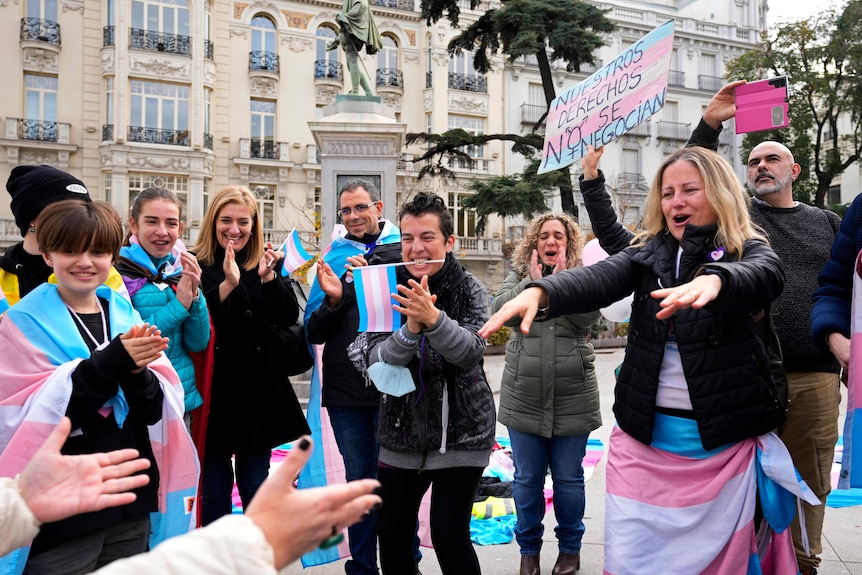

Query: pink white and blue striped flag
<box><xmin>0</xmin><ymin>291</ymin><xmax>8</xmax><ymax>315</ymax></box>
<box><xmin>280</xmin><ymin>228</ymin><xmax>313</xmax><ymax>276</ymax></box>
<box><xmin>353</xmin><ymin>263</ymin><xmax>401</xmax><ymax>332</ymax></box>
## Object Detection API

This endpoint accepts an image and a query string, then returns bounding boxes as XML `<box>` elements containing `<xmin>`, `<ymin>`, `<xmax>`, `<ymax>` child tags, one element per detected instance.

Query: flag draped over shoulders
<box><xmin>298</xmin><ymin>220</ymin><xmax>399</xmax><ymax>567</ymax></box>
<box><xmin>0</xmin><ymin>284</ymin><xmax>199</xmax><ymax>574</ymax></box>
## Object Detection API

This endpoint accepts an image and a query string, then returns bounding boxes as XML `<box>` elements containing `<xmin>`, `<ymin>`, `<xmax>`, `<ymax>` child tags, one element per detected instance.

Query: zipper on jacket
<box><xmin>418</xmin><ymin>451</ymin><xmax>428</xmax><ymax>474</ymax></box>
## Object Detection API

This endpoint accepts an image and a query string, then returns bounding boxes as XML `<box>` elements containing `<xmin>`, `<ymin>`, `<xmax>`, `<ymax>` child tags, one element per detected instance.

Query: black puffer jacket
<box><xmin>535</xmin><ymin>224</ymin><xmax>786</xmax><ymax>450</ymax></box>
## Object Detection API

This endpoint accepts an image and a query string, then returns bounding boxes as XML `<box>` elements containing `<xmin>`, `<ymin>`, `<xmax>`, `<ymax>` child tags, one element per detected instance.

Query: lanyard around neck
<box><xmin>65</xmin><ymin>301</ymin><xmax>109</xmax><ymax>351</ymax></box>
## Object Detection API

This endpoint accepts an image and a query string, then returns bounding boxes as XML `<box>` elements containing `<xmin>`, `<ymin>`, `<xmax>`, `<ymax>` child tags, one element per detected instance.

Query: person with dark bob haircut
<box><xmin>0</xmin><ymin>199</ymin><xmax>197</xmax><ymax>573</ymax></box>
<box><xmin>365</xmin><ymin>192</ymin><xmax>495</xmax><ymax>575</ymax></box>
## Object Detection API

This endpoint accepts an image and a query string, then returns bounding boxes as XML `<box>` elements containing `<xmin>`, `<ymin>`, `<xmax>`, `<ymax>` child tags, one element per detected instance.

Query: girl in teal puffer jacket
<box><xmin>116</xmin><ymin>187</ymin><xmax>210</xmax><ymax>420</ymax></box>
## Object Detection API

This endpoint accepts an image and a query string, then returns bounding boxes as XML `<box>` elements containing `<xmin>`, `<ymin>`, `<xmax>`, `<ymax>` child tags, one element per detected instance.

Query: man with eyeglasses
<box><xmin>307</xmin><ymin>179</ymin><xmax>419</xmax><ymax>575</ymax></box>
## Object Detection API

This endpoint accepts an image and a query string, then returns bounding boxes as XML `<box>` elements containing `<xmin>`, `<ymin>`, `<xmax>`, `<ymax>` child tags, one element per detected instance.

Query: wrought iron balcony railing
<box><xmin>129</xmin><ymin>28</ymin><xmax>191</xmax><ymax>55</ymax></box>
<box><xmin>103</xmin><ymin>25</ymin><xmax>115</xmax><ymax>47</ymax></box>
<box><xmin>371</xmin><ymin>0</ymin><xmax>415</xmax><ymax>9</ymax></box>
<box><xmin>426</xmin><ymin>71</ymin><xmax>432</xmax><ymax>89</ymax></box>
<box><xmin>520</xmin><ymin>103</ymin><xmax>547</xmax><ymax>125</ymax></box>
<box><xmin>204</xmin><ymin>39</ymin><xmax>214</xmax><ymax>60</ymax></box>
<box><xmin>698</xmin><ymin>75</ymin><xmax>723</xmax><ymax>92</ymax></box>
<box><xmin>448</xmin><ymin>72</ymin><xmax>486</xmax><ymax>93</ymax></box>
<box><xmin>376</xmin><ymin>68</ymin><xmax>403</xmax><ymax>88</ymax></box>
<box><xmin>656</xmin><ymin>121</ymin><xmax>691</xmax><ymax>141</ymax></box>
<box><xmin>250</xmin><ymin>139</ymin><xmax>277</xmax><ymax>159</ymax></box>
<box><xmin>204</xmin><ymin>133</ymin><xmax>213</xmax><ymax>150</ymax></box>
<box><xmin>128</xmin><ymin>125</ymin><xmax>190</xmax><ymax>146</ymax></box>
<box><xmin>102</xmin><ymin>124</ymin><xmax>114</xmax><ymax>141</ymax></box>
<box><xmin>249</xmin><ymin>51</ymin><xmax>279</xmax><ymax>73</ymax></box>
<box><xmin>314</xmin><ymin>60</ymin><xmax>342</xmax><ymax>80</ymax></box>
<box><xmin>20</xmin><ymin>18</ymin><xmax>60</xmax><ymax>46</ymax></box>
<box><xmin>17</xmin><ymin>119</ymin><xmax>58</xmax><ymax>142</ymax></box>
<box><xmin>668</xmin><ymin>69</ymin><xmax>685</xmax><ymax>87</ymax></box>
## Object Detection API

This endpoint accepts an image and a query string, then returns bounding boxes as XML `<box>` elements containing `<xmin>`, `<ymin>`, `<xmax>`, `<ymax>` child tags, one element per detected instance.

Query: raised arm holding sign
<box><xmin>539</xmin><ymin>20</ymin><xmax>675</xmax><ymax>174</ymax></box>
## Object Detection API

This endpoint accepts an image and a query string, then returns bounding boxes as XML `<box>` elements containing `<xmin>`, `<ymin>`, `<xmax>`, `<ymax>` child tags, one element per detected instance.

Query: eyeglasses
<box><xmin>339</xmin><ymin>203</ymin><xmax>375</xmax><ymax>217</ymax></box>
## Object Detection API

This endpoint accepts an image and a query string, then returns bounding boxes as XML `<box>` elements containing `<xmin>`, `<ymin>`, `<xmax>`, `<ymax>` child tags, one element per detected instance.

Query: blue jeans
<box><xmin>328</xmin><ymin>406</ymin><xmax>382</xmax><ymax>575</ymax></box>
<box><xmin>508</xmin><ymin>428</ymin><xmax>588</xmax><ymax>556</ymax></box>
<box><xmin>200</xmin><ymin>449</ymin><xmax>271</xmax><ymax>526</ymax></box>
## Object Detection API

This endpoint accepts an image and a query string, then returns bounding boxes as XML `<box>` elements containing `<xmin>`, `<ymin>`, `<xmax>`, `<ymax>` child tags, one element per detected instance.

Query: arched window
<box><xmin>250</xmin><ymin>14</ymin><xmax>277</xmax><ymax>70</ymax></box>
<box><xmin>315</xmin><ymin>25</ymin><xmax>340</xmax><ymax>79</ymax></box>
<box><xmin>377</xmin><ymin>34</ymin><xmax>400</xmax><ymax>87</ymax></box>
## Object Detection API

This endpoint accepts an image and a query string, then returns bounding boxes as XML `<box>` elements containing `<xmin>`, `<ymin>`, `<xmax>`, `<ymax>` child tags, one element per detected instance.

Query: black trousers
<box><xmin>377</xmin><ymin>465</ymin><xmax>484</xmax><ymax>575</ymax></box>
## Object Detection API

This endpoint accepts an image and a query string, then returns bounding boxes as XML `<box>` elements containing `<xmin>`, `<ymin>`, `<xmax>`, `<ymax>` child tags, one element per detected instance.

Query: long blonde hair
<box><xmin>512</xmin><ymin>213</ymin><xmax>583</xmax><ymax>278</ymax></box>
<box><xmin>192</xmin><ymin>186</ymin><xmax>264</xmax><ymax>271</ymax></box>
<box><xmin>635</xmin><ymin>147</ymin><xmax>765</xmax><ymax>255</ymax></box>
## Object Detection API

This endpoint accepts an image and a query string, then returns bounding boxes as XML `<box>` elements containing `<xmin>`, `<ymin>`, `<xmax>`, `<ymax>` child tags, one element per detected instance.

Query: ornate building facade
<box><xmin>1</xmin><ymin>0</ymin><xmax>786</xmax><ymax>289</ymax></box>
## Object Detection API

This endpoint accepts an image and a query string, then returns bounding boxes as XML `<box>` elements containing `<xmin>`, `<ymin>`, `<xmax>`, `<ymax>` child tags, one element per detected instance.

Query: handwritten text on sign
<box><xmin>539</xmin><ymin>20</ymin><xmax>674</xmax><ymax>174</ymax></box>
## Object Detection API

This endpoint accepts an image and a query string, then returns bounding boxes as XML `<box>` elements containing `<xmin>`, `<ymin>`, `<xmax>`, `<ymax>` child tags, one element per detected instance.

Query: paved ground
<box><xmin>282</xmin><ymin>348</ymin><xmax>862</xmax><ymax>574</ymax></box>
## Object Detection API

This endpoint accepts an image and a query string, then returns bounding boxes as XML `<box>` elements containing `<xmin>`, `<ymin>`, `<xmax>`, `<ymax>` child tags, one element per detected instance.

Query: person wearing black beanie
<box><xmin>1</xmin><ymin>165</ymin><xmax>124</xmax><ymax>311</ymax></box>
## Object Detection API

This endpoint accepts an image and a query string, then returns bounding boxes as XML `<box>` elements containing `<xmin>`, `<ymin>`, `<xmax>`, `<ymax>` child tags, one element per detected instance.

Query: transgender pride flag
<box><xmin>353</xmin><ymin>263</ymin><xmax>401</xmax><ymax>332</ymax></box>
<box><xmin>0</xmin><ymin>291</ymin><xmax>8</xmax><ymax>315</ymax></box>
<box><xmin>280</xmin><ymin>228</ymin><xmax>313</xmax><ymax>276</ymax></box>
<box><xmin>842</xmin><ymin>250</ymin><xmax>862</xmax><ymax>489</ymax></box>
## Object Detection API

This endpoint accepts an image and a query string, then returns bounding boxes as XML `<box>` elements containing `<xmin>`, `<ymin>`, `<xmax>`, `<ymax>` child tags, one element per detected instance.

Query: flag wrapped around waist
<box><xmin>353</xmin><ymin>263</ymin><xmax>401</xmax><ymax>332</ymax></box>
<box><xmin>280</xmin><ymin>228</ymin><xmax>314</xmax><ymax>276</ymax></box>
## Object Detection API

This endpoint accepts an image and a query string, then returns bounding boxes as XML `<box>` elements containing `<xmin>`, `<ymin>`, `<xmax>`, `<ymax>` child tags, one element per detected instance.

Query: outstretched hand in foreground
<box><xmin>245</xmin><ymin>435</ymin><xmax>382</xmax><ymax>569</ymax></box>
<box><xmin>18</xmin><ymin>417</ymin><xmax>151</xmax><ymax>524</ymax></box>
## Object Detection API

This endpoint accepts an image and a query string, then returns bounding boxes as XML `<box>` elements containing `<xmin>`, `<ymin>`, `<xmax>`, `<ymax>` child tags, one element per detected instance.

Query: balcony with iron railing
<box><xmin>668</xmin><ymin>70</ymin><xmax>685</xmax><ymax>87</ymax></box>
<box><xmin>314</xmin><ymin>60</ymin><xmax>343</xmax><ymax>81</ymax></box>
<box><xmin>448</xmin><ymin>72</ymin><xmax>486</xmax><ymax>93</ymax></box>
<box><xmin>239</xmin><ymin>138</ymin><xmax>290</xmax><ymax>161</ymax></box>
<box><xmin>656</xmin><ymin>121</ymin><xmax>691</xmax><ymax>141</ymax></box>
<box><xmin>20</xmin><ymin>18</ymin><xmax>60</xmax><ymax>46</ymax></box>
<box><xmin>377</xmin><ymin>68</ymin><xmax>403</xmax><ymax>89</ymax></box>
<box><xmin>129</xmin><ymin>28</ymin><xmax>191</xmax><ymax>55</ymax></box>
<box><xmin>204</xmin><ymin>133</ymin><xmax>213</xmax><ymax>150</ymax></box>
<box><xmin>11</xmin><ymin>118</ymin><xmax>67</xmax><ymax>142</ymax></box>
<box><xmin>102</xmin><ymin>124</ymin><xmax>113</xmax><ymax>142</ymax></box>
<box><xmin>426</xmin><ymin>71</ymin><xmax>433</xmax><ymax>89</ymax></box>
<box><xmin>103</xmin><ymin>25</ymin><xmax>115</xmax><ymax>47</ymax></box>
<box><xmin>520</xmin><ymin>103</ymin><xmax>547</xmax><ymax>126</ymax></box>
<box><xmin>698</xmin><ymin>75</ymin><xmax>723</xmax><ymax>92</ymax></box>
<box><xmin>249</xmin><ymin>50</ymin><xmax>279</xmax><ymax>73</ymax></box>
<box><xmin>626</xmin><ymin>121</ymin><xmax>650</xmax><ymax>137</ymax></box>
<box><xmin>127</xmin><ymin>125</ymin><xmax>190</xmax><ymax>146</ymax></box>
<box><xmin>204</xmin><ymin>39</ymin><xmax>213</xmax><ymax>60</ymax></box>
<box><xmin>371</xmin><ymin>0</ymin><xmax>415</xmax><ymax>10</ymax></box>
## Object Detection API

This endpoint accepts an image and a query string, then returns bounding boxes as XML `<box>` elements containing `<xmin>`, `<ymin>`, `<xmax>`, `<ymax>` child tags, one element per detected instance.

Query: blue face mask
<box><xmin>367</xmin><ymin>348</ymin><xmax>416</xmax><ymax>397</ymax></box>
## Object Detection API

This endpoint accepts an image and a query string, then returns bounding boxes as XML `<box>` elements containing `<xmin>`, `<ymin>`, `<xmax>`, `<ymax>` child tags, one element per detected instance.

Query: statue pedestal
<box><xmin>309</xmin><ymin>98</ymin><xmax>406</xmax><ymax>243</ymax></box>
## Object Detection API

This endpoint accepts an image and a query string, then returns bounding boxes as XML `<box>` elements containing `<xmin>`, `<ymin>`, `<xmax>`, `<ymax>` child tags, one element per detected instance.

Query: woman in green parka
<box><xmin>491</xmin><ymin>213</ymin><xmax>601</xmax><ymax>575</ymax></box>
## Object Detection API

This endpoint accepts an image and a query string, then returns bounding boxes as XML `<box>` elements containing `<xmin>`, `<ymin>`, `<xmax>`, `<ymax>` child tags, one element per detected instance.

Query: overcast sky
<box><xmin>768</xmin><ymin>0</ymin><xmax>849</xmax><ymax>25</ymax></box>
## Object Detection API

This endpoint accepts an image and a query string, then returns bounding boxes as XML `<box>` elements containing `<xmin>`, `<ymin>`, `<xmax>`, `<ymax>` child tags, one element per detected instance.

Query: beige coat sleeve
<box><xmin>94</xmin><ymin>515</ymin><xmax>276</xmax><ymax>575</ymax></box>
<box><xmin>0</xmin><ymin>477</ymin><xmax>41</xmax><ymax>556</ymax></box>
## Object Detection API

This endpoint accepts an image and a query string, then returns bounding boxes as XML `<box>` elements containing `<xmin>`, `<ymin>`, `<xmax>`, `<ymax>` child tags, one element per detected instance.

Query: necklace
<box><xmin>65</xmin><ymin>300</ymin><xmax>109</xmax><ymax>351</ymax></box>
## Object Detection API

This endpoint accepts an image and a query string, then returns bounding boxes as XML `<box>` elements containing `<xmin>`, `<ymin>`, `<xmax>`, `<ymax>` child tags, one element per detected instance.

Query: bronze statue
<box><xmin>326</xmin><ymin>0</ymin><xmax>383</xmax><ymax>96</ymax></box>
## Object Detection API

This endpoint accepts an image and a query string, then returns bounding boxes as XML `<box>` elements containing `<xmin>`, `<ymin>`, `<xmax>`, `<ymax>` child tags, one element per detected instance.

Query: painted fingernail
<box><xmin>319</xmin><ymin>533</ymin><xmax>344</xmax><ymax>549</ymax></box>
<box><xmin>372</xmin><ymin>500</ymin><xmax>383</xmax><ymax>510</ymax></box>
<box><xmin>298</xmin><ymin>437</ymin><xmax>311</xmax><ymax>451</ymax></box>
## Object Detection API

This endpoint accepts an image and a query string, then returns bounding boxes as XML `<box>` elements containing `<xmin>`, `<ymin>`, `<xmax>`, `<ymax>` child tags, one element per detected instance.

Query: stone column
<box><xmin>308</xmin><ymin>95</ymin><xmax>406</xmax><ymax>244</ymax></box>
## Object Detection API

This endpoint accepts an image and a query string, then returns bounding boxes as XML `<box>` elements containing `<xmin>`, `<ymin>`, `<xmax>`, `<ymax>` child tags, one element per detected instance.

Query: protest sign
<box><xmin>539</xmin><ymin>20</ymin><xmax>674</xmax><ymax>174</ymax></box>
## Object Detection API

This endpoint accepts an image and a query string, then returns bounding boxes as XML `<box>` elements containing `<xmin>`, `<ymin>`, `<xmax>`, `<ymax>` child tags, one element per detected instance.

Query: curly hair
<box><xmin>635</xmin><ymin>147</ymin><xmax>765</xmax><ymax>255</ymax></box>
<box><xmin>512</xmin><ymin>213</ymin><xmax>584</xmax><ymax>278</ymax></box>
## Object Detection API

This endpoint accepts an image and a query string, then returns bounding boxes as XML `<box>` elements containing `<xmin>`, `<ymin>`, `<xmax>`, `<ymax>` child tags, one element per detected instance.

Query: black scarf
<box><xmin>396</xmin><ymin>252</ymin><xmax>473</xmax><ymax>325</ymax></box>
